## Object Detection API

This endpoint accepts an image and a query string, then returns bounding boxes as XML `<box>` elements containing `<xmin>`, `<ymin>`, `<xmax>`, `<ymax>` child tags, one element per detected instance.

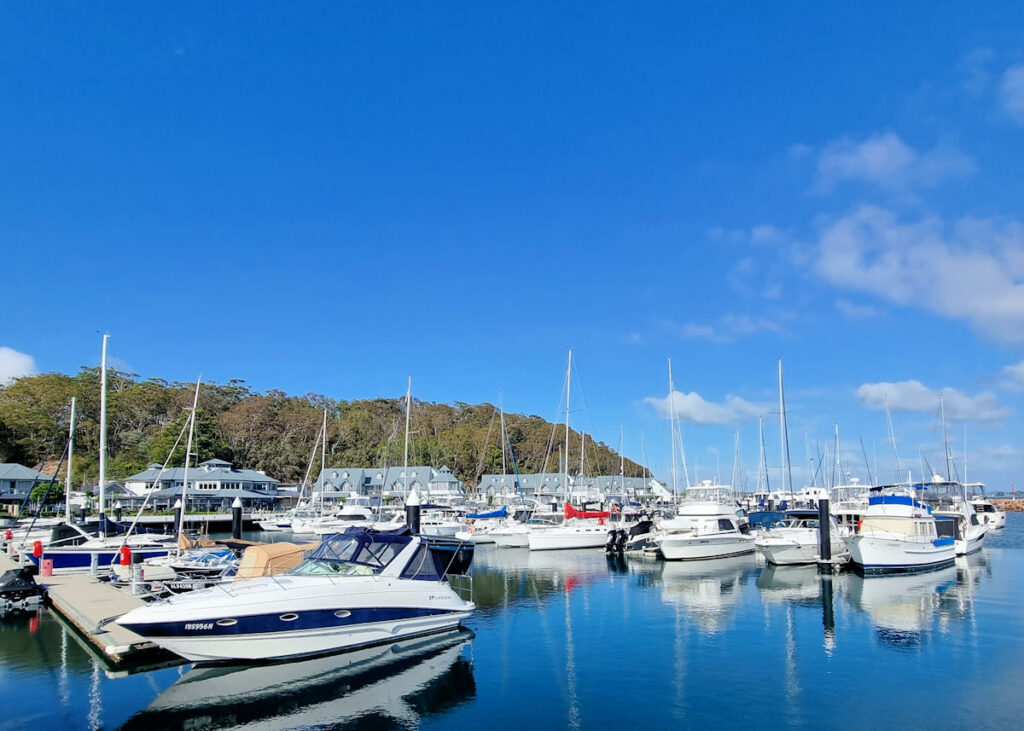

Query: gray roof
<box><xmin>142</xmin><ymin>486</ymin><xmax>276</xmax><ymax>500</ymax></box>
<box><xmin>126</xmin><ymin>460</ymin><xmax>278</xmax><ymax>485</ymax></box>
<box><xmin>317</xmin><ymin>465</ymin><xmax>463</xmax><ymax>492</ymax></box>
<box><xmin>80</xmin><ymin>481</ymin><xmax>130</xmax><ymax>495</ymax></box>
<box><xmin>0</xmin><ymin>464</ymin><xmax>52</xmax><ymax>481</ymax></box>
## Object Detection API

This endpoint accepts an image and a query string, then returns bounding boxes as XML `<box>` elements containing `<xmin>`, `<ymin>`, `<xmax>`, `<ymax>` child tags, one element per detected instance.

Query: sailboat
<box><xmin>527</xmin><ymin>351</ymin><xmax>615</xmax><ymax>551</ymax></box>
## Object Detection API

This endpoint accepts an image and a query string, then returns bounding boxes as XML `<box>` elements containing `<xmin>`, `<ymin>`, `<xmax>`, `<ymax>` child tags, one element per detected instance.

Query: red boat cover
<box><xmin>564</xmin><ymin>502</ymin><xmax>611</xmax><ymax>520</ymax></box>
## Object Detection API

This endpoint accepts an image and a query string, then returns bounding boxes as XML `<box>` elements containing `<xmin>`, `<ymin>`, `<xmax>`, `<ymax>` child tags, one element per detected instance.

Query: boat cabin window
<box><xmin>717</xmin><ymin>519</ymin><xmax>735</xmax><ymax>531</ymax></box>
<box><xmin>290</xmin><ymin>534</ymin><xmax>408</xmax><ymax>577</ymax></box>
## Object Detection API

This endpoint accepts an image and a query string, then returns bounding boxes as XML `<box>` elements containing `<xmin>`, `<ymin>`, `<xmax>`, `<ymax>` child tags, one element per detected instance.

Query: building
<box><xmin>476</xmin><ymin>472</ymin><xmax>670</xmax><ymax>501</ymax></box>
<box><xmin>123</xmin><ymin>458</ymin><xmax>280</xmax><ymax>496</ymax></box>
<box><xmin>316</xmin><ymin>465</ymin><xmax>465</xmax><ymax>502</ymax></box>
<box><xmin>0</xmin><ymin>463</ymin><xmax>52</xmax><ymax>503</ymax></box>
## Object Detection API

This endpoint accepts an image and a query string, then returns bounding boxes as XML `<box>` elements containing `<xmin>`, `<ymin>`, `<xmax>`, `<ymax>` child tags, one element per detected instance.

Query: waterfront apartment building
<box><xmin>316</xmin><ymin>465</ymin><xmax>465</xmax><ymax>502</ymax></box>
<box><xmin>476</xmin><ymin>472</ymin><xmax>671</xmax><ymax>501</ymax></box>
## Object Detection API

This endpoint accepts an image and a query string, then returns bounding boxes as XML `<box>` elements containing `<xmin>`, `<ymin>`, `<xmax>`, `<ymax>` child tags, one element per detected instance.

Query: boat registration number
<box><xmin>184</xmin><ymin>623</ymin><xmax>214</xmax><ymax>631</ymax></box>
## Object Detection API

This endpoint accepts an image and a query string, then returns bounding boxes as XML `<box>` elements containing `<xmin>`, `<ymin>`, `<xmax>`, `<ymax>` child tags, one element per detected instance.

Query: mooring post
<box><xmin>818</xmin><ymin>496</ymin><xmax>832</xmax><ymax>573</ymax></box>
<box><xmin>231</xmin><ymin>497</ymin><xmax>243</xmax><ymax>540</ymax></box>
<box><xmin>173</xmin><ymin>499</ymin><xmax>182</xmax><ymax>538</ymax></box>
<box><xmin>114</xmin><ymin>501</ymin><xmax>123</xmax><ymax>524</ymax></box>
<box><xmin>406</xmin><ymin>488</ymin><xmax>421</xmax><ymax>534</ymax></box>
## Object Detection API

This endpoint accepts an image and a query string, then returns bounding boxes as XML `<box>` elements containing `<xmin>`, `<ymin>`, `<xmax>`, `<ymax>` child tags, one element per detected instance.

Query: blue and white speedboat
<box><xmin>843</xmin><ymin>487</ymin><xmax>956</xmax><ymax>574</ymax></box>
<box><xmin>116</xmin><ymin>529</ymin><xmax>476</xmax><ymax>662</ymax></box>
<box><xmin>27</xmin><ymin>521</ymin><xmax>175</xmax><ymax>574</ymax></box>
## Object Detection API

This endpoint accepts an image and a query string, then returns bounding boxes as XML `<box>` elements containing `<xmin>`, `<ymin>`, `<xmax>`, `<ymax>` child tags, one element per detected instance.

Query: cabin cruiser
<box><xmin>843</xmin><ymin>486</ymin><xmax>955</xmax><ymax>574</ymax></box>
<box><xmin>915</xmin><ymin>478</ymin><xmax>987</xmax><ymax>556</ymax></box>
<box><xmin>654</xmin><ymin>485</ymin><xmax>754</xmax><ymax>561</ymax></box>
<box><xmin>830</xmin><ymin>480</ymin><xmax>870</xmax><ymax>535</ymax></box>
<box><xmin>116</xmin><ymin>528</ymin><xmax>476</xmax><ymax>662</ymax></box>
<box><xmin>372</xmin><ymin>506</ymin><xmax>463</xmax><ymax>538</ymax></box>
<box><xmin>309</xmin><ymin>504</ymin><xmax>379</xmax><ymax>536</ymax></box>
<box><xmin>966</xmin><ymin>483</ymin><xmax>1006</xmax><ymax>530</ymax></box>
<box><xmin>753</xmin><ymin>509</ymin><xmax>847</xmax><ymax>566</ymax></box>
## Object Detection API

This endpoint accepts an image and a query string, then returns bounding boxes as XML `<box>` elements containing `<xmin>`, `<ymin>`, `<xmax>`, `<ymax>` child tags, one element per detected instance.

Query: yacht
<box><xmin>843</xmin><ymin>486</ymin><xmax>956</xmax><ymax>574</ymax></box>
<box><xmin>754</xmin><ymin>509</ymin><xmax>847</xmax><ymax>565</ymax></box>
<box><xmin>654</xmin><ymin>485</ymin><xmax>755</xmax><ymax>561</ymax></box>
<box><xmin>966</xmin><ymin>483</ymin><xmax>1006</xmax><ymax>530</ymax></box>
<box><xmin>915</xmin><ymin>478</ymin><xmax>987</xmax><ymax>556</ymax></box>
<box><xmin>27</xmin><ymin>523</ymin><xmax>175</xmax><ymax>574</ymax></box>
<box><xmin>116</xmin><ymin>529</ymin><xmax>476</xmax><ymax>662</ymax></box>
<box><xmin>454</xmin><ymin>505</ymin><xmax>511</xmax><ymax>544</ymax></box>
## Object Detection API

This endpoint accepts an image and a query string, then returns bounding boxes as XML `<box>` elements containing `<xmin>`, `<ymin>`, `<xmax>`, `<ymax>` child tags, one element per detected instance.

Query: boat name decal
<box><xmin>184</xmin><ymin>622</ymin><xmax>214</xmax><ymax>631</ymax></box>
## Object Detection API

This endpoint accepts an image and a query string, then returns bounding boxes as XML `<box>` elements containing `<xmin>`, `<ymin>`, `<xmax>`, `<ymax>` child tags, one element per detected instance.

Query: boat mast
<box><xmin>667</xmin><ymin>358</ymin><xmax>678</xmax><ymax>498</ymax></box>
<box><xmin>499</xmin><ymin>391</ymin><xmax>507</xmax><ymax>477</ymax></box>
<box><xmin>179</xmin><ymin>375</ymin><xmax>202</xmax><ymax>538</ymax></box>
<box><xmin>833</xmin><ymin>423</ymin><xmax>841</xmax><ymax>487</ymax></box>
<box><xmin>731</xmin><ymin>425</ymin><xmax>741</xmax><ymax>492</ymax></box>
<box><xmin>884</xmin><ymin>396</ymin><xmax>902</xmax><ymax>481</ymax></box>
<box><xmin>619</xmin><ymin>424</ymin><xmax>625</xmax><ymax>498</ymax></box>
<box><xmin>564</xmin><ymin>349</ymin><xmax>572</xmax><ymax>505</ymax></box>
<box><xmin>778</xmin><ymin>358</ymin><xmax>794</xmax><ymax>497</ymax></box>
<box><xmin>65</xmin><ymin>397</ymin><xmax>76</xmax><ymax>525</ymax></box>
<box><xmin>758</xmin><ymin>416</ymin><xmax>770</xmax><ymax>493</ymax></box>
<box><xmin>404</xmin><ymin>376</ymin><xmax>411</xmax><ymax>500</ymax></box>
<box><xmin>940</xmin><ymin>393</ymin><xmax>951</xmax><ymax>482</ymax></box>
<box><xmin>320</xmin><ymin>408</ymin><xmax>327</xmax><ymax>511</ymax></box>
<box><xmin>98</xmin><ymin>333</ymin><xmax>109</xmax><ymax>534</ymax></box>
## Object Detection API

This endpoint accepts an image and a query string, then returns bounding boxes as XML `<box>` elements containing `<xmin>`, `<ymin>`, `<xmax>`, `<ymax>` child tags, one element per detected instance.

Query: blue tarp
<box><xmin>467</xmin><ymin>506</ymin><xmax>508</xmax><ymax>520</ymax></box>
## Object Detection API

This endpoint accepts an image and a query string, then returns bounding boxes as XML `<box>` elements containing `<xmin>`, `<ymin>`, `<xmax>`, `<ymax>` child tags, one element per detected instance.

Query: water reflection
<box><xmin>121</xmin><ymin>629</ymin><xmax>476</xmax><ymax>730</ymax></box>
<box><xmin>844</xmin><ymin>567</ymin><xmax>960</xmax><ymax>649</ymax></box>
<box><xmin>656</xmin><ymin>555</ymin><xmax>759</xmax><ymax>634</ymax></box>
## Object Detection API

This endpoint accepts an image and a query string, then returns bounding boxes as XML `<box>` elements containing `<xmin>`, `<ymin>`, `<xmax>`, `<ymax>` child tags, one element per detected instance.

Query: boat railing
<box><xmin>447</xmin><ymin>573</ymin><xmax>473</xmax><ymax>603</ymax></box>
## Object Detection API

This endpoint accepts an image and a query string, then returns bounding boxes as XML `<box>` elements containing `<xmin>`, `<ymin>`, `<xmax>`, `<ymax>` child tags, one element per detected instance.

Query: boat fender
<box><xmin>856</xmin><ymin>520</ymin><xmax>863</xmax><ymax>533</ymax></box>
<box><xmin>3</xmin><ymin>529</ymin><xmax>11</xmax><ymax>542</ymax></box>
<box><xmin>119</xmin><ymin>545</ymin><xmax>132</xmax><ymax>566</ymax></box>
<box><xmin>32</xmin><ymin>541</ymin><xmax>42</xmax><ymax>557</ymax></box>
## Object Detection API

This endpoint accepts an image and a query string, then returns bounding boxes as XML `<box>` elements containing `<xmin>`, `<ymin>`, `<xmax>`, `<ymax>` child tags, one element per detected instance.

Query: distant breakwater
<box><xmin>992</xmin><ymin>499</ymin><xmax>1024</xmax><ymax>512</ymax></box>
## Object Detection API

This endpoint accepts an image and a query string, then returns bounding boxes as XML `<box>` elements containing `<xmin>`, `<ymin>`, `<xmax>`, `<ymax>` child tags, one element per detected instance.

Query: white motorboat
<box><xmin>26</xmin><ymin>522</ymin><xmax>176</xmax><ymax>574</ymax></box>
<box><xmin>843</xmin><ymin>487</ymin><xmax>956</xmax><ymax>574</ymax></box>
<box><xmin>916</xmin><ymin>478</ymin><xmax>987</xmax><ymax>556</ymax></box>
<box><xmin>754</xmin><ymin>509</ymin><xmax>848</xmax><ymax>566</ymax></box>
<box><xmin>116</xmin><ymin>530</ymin><xmax>476</xmax><ymax>662</ymax></box>
<box><xmin>830</xmin><ymin>480</ymin><xmax>871</xmax><ymax>535</ymax></box>
<box><xmin>967</xmin><ymin>484</ymin><xmax>1006</xmax><ymax>530</ymax></box>
<box><xmin>654</xmin><ymin>485</ymin><xmax>755</xmax><ymax>561</ymax></box>
<box><xmin>454</xmin><ymin>505</ymin><xmax>512</xmax><ymax>544</ymax></box>
<box><xmin>309</xmin><ymin>504</ymin><xmax>378</xmax><ymax>536</ymax></box>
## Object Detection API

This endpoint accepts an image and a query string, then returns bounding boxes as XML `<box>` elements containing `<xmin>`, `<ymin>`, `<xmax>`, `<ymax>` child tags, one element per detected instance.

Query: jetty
<box><xmin>1</xmin><ymin>552</ymin><xmax>161</xmax><ymax>666</ymax></box>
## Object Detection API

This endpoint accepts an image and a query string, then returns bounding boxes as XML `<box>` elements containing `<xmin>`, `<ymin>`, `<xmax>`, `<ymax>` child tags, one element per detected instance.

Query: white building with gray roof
<box><xmin>0</xmin><ymin>463</ymin><xmax>53</xmax><ymax>502</ymax></box>
<box><xmin>477</xmin><ymin>472</ymin><xmax>670</xmax><ymax>501</ymax></box>
<box><xmin>123</xmin><ymin>458</ymin><xmax>279</xmax><ymax>497</ymax></box>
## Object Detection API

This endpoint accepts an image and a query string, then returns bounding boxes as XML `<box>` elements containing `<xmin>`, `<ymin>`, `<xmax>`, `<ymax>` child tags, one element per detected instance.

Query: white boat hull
<box><xmin>527</xmin><ymin>526</ymin><xmax>610</xmax><ymax>551</ymax></box>
<box><xmin>151</xmin><ymin>610</ymin><xmax>472</xmax><ymax>663</ymax></box>
<box><xmin>844</xmin><ymin>535</ymin><xmax>956</xmax><ymax>574</ymax></box>
<box><xmin>656</xmin><ymin>533</ymin><xmax>755</xmax><ymax>561</ymax></box>
<box><xmin>755</xmin><ymin>534</ymin><xmax>847</xmax><ymax>566</ymax></box>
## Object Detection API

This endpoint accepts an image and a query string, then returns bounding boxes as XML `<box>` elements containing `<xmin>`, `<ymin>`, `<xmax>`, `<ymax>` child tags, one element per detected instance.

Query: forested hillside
<box><xmin>0</xmin><ymin>369</ymin><xmax>645</xmax><ymax>487</ymax></box>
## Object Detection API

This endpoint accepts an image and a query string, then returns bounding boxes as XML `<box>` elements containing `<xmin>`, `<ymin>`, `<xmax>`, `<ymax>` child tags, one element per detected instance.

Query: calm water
<box><xmin>3</xmin><ymin>515</ymin><xmax>1024</xmax><ymax>730</ymax></box>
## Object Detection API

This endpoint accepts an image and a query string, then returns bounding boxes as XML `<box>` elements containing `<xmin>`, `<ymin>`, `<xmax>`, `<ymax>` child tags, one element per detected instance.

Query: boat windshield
<box><xmin>290</xmin><ymin>533</ymin><xmax>410</xmax><ymax>577</ymax></box>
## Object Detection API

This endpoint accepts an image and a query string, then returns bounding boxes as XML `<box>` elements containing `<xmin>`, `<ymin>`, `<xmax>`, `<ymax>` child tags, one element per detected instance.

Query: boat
<box><xmin>843</xmin><ymin>486</ymin><xmax>956</xmax><ymax>574</ymax></box>
<box><xmin>454</xmin><ymin>505</ymin><xmax>509</xmax><ymax>544</ymax></box>
<box><xmin>654</xmin><ymin>484</ymin><xmax>755</xmax><ymax>561</ymax></box>
<box><xmin>915</xmin><ymin>478</ymin><xmax>986</xmax><ymax>556</ymax></box>
<box><xmin>527</xmin><ymin>502</ymin><xmax>614</xmax><ymax>551</ymax></box>
<box><xmin>27</xmin><ymin>521</ymin><xmax>176</xmax><ymax>574</ymax></box>
<box><xmin>754</xmin><ymin>509</ymin><xmax>848</xmax><ymax>565</ymax></box>
<box><xmin>966</xmin><ymin>484</ymin><xmax>1006</xmax><ymax>530</ymax></box>
<box><xmin>116</xmin><ymin>528</ymin><xmax>476</xmax><ymax>662</ymax></box>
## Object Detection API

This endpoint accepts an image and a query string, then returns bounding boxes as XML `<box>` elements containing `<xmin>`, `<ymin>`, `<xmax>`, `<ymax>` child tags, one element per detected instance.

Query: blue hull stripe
<box><xmin>856</xmin><ymin>558</ymin><xmax>956</xmax><ymax>575</ymax></box>
<box><xmin>30</xmin><ymin>549</ymin><xmax>170</xmax><ymax>569</ymax></box>
<box><xmin>120</xmin><ymin>606</ymin><xmax>458</xmax><ymax>638</ymax></box>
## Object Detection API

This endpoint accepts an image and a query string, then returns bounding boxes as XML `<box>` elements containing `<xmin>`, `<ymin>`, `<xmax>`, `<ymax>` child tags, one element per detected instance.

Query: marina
<box><xmin>0</xmin><ymin>516</ymin><xmax>1021</xmax><ymax>729</ymax></box>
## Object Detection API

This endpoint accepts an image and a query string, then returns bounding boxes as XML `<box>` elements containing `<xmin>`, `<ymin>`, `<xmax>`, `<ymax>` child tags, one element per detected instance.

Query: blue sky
<box><xmin>4</xmin><ymin>3</ymin><xmax>1024</xmax><ymax>489</ymax></box>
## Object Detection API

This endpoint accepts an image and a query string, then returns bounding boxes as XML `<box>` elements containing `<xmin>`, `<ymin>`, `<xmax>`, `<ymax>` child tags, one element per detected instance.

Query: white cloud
<box><xmin>816</xmin><ymin>205</ymin><xmax>1024</xmax><ymax>344</ymax></box>
<box><xmin>814</xmin><ymin>132</ymin><xmax>974</xmax><ymax>191</ymax></box>
<box><xmin>998</xmin><ymin>360</ymin><xmax>1024</xmax><ymax>392</ymax></box>
<box><xmin>1000</xmin><ymin>65</ymin><xmax>1024</xmax><ymax>124</ymax></box>
<box><xmin>0</xmin><ymin>347</ymin><xmax>37</xmax><ymax>385</ymax></box>
<box><xmin>674</xmin><ymin>314</ymin><xmax>784</xmax><ymax>344</ymax></box>
<box><xmin>644</xmin><ymin>391</ymin><xmax>769</xmax><ymax>426</ymax></box>
<box><xmin>855</xmin><ymin>380</ymin><xmax>1009</xmax><ymax>422</ymax></box>
<box><xmin>835</xmin><ymin>298</ymin><xmax>883</xmax><ymax>319</ymax></box>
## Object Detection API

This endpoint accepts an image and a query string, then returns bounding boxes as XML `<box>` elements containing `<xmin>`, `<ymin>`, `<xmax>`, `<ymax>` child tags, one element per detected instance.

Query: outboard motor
<box><xmin>606</xmin><ymin>529</ymin><xmax>619</xmax><ymax>552</ymax></box>
<box><xmin>614</xmin><ymin>529</ymin><xmax>628</xmax><ymax>551</ymax></box>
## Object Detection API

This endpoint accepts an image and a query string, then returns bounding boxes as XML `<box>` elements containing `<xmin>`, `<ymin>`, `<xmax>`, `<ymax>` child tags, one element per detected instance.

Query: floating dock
<box><xmin>1</xmin><ymin>551</ymin><xmax>160</xmax><ymax>665</ymax></box>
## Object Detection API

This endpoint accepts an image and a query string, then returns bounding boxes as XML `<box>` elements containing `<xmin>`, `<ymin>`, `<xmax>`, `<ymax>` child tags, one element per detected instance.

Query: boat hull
<box><xmin>30</xmin><ymin>548</ymin><xmax>171</xmax><ymax>574</ymax></box>
<box><xmin>755</xmin><ymin>535</ymin><xmax>847</xmax><ymax>566</ymax></box>
<box><xmin>490</xmin><ymin>531</ymin><xmax>530</xmax><ymax>548</ymax></box>
<box><xmin>527</xmin><ymin>527</ymin><xmax>609</xmax><ymax>551</ymax></box>
<box><xmin>656</xmin><ymin>534</ymin><xmax>755</xmax><ymax>561</ymax></box>
<box><xmin>127</xmin><ymin>608</ymin><xmax>473</xmax><ymax>663</ymax></box>
<box><xmin>844</xmin><ymin>535</ymin><xmax>955</xmax><ymax>574</ymax></box>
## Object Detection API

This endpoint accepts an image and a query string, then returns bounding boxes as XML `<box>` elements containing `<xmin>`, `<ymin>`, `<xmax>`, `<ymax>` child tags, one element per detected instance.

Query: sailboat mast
<box><xmin>619</xmin><ymin>424</ymin><xmax>625</xmax><ymax>496</ymax></box>
<box><xmin>564</xmin><ymin>349</ymin><xmax>572</xmax><ymax>504</ymax></box>
<box><xmin>778</xmin><ymin>358</ymin><xmax>794</xmax><ymax>496</ymax></box>
<box><xmin>667</xmin><ymin>358</ymin><xmax>678</xmax><ymax>497</ymax></box>
<box><xmin>884</xmin><ymin>396</ymin><xmax>902</xmax><ymax>480</ymax></box>
<box><xmin>940</xmin><ymin>393</ymin><xmax>951</xmax><ymax>481</ymax></box>
<box><xmin>98</xmin><ymin>333</ymin><xmax>109</xmax><ymax>533</ymax></box>
<box><xmin>758</xmin><ymin>415</ymin><xmax>770</xmax><ymax>492</ymax></box>
<box><xmin>404</xmin><ymin>376</ymin><xmax>411</xmax><ymax>499</ymax></box>
<box><xmin>833</xmin><ymin>423</ymin><xmax>841</xmax><ymax>487</ymax></box>
<box><xmin>65</xmin><ymin>397</ymin><xmax>76</xmax><ymax>525</ymax></box>
<box><xmin>499</xmin><ymin>391</ymin><xmax>506</xmax><ymax>477</ymax></box>
<box><xmin>320</xmin><ymin>409</ymin><xmax>327</xmax><ymax>509</ymax></box>
<box><xmin>179</xmin><ymin>376</ymin><xmax>202</xmax><ymax>538</ymax></box>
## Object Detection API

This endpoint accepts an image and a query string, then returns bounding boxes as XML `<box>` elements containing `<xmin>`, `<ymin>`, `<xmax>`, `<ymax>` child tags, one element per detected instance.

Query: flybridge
<box><xmin>867</xmin><ymin>494</ymin><xmax>932</xmax><ymax>513</ymax></box>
